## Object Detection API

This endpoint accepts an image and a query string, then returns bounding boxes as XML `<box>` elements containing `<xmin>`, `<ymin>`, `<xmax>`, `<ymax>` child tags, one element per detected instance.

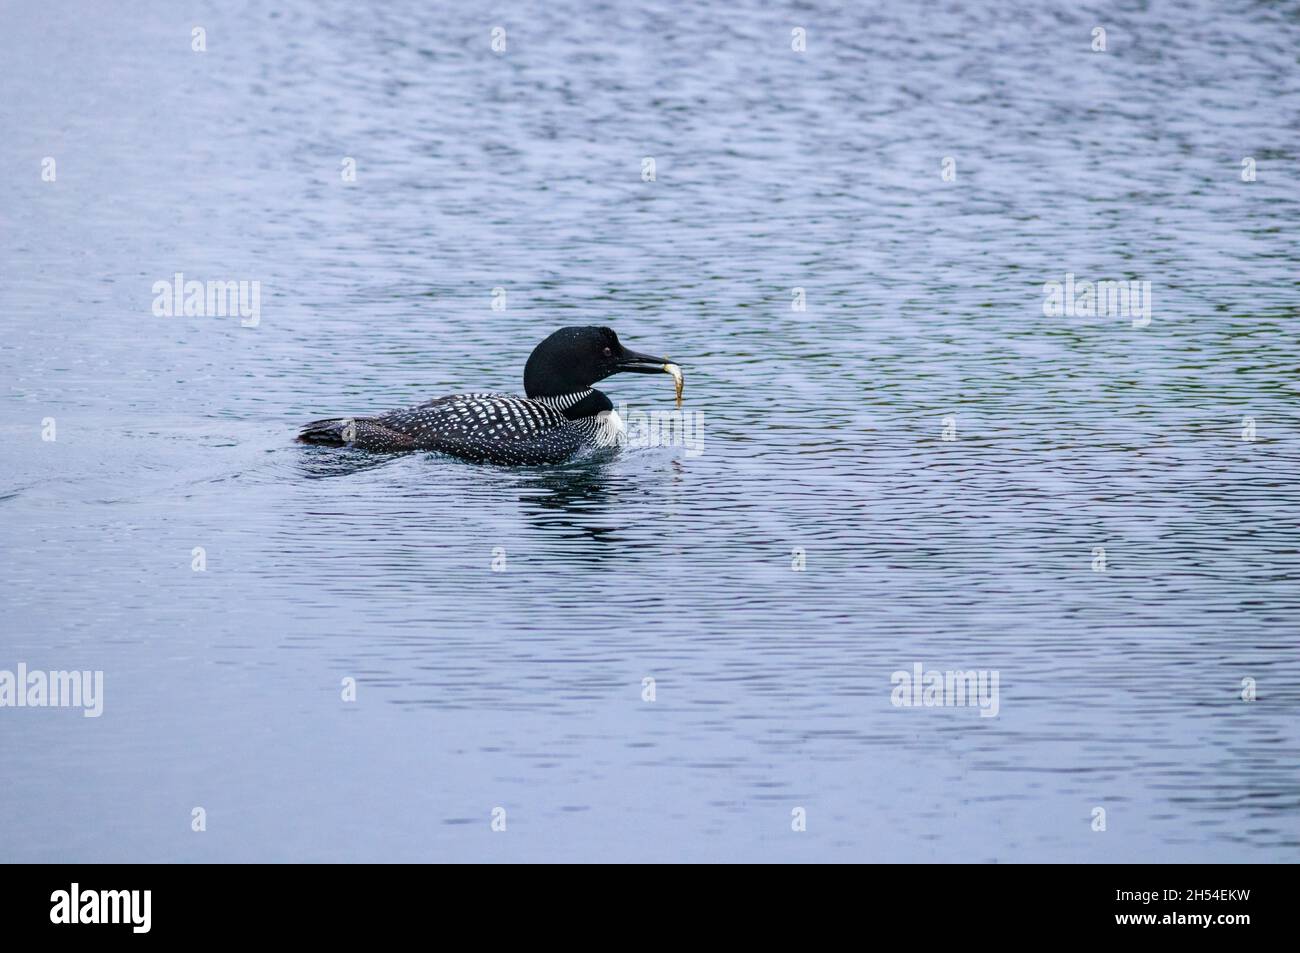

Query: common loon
<box><xmin>297</xmin><ymin>326</ymin><xmax>683</xmax><ymax>465</ymax></box>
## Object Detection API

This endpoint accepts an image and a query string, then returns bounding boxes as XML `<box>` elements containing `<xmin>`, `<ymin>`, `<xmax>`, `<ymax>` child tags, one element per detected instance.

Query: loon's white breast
<box><xmin>595</xmin><ymin>408</ymin><xmax>625</xmax><ymax>447</ymax></box>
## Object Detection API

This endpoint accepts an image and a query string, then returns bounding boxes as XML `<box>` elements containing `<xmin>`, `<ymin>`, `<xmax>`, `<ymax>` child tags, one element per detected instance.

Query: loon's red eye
<box><xmin>603</xmin><ymin>347</ymin><xmax>613</xmax><ymax>357</ymax></box>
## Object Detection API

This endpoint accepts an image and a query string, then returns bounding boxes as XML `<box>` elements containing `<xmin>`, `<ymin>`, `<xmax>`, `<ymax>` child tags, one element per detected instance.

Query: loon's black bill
<box><xmin>617</xmin><ymin>349</ymin><xmax>673</xmax><ymax>374</ymax></box>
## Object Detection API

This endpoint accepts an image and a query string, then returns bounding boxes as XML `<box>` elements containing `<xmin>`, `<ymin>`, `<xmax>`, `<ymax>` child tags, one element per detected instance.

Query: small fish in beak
<box><xmin>663</xmin><ymin>363</ymin><xmax>684</xmax><ymax>407</ymax></box>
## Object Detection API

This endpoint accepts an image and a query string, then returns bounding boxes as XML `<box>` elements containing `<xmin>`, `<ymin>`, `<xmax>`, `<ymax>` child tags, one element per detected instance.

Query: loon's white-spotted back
<box><xmin>298</xmin><ymin>326</ymin><xmax>680</xmax><ymax>466</ymax></box>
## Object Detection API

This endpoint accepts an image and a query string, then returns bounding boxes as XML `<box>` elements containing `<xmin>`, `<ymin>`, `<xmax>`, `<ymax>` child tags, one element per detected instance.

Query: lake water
<box><xmin>2</xmin><ymin>0</ymin><xmax>1298</xmax><ymax>862</ymax></box>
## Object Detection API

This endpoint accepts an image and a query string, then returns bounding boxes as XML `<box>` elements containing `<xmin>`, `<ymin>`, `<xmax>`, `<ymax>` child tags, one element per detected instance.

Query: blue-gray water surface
<box><xmin>2</xmin><ymin>0</ymin><xmax>1298</xmax><ymax>862</ymax></box>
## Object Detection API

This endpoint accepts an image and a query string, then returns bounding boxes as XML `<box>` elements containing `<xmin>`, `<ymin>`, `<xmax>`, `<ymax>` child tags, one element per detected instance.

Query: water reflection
<box><xmin>517</xmin><ymin>455</ymin><xmax>623</xmax><ymax>541</ymax></box>
<box><xmin>295</xmin><ymin>445</ymin><xmax>399</xmax><ymax>480</ymax></box>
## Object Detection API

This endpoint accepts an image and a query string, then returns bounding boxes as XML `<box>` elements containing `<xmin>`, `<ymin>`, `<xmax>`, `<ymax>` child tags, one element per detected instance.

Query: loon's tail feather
<box><xmin>298</xmin><ymin>417</ymin><xmax>358</xmax><ymax>446</ymax></box>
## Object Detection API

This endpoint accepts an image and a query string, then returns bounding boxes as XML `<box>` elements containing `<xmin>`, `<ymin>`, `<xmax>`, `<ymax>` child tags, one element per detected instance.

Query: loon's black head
<box><xmin>523</xmin><ymin>326</ymin><xmax>673</xmax><ymax>401</ymax></box>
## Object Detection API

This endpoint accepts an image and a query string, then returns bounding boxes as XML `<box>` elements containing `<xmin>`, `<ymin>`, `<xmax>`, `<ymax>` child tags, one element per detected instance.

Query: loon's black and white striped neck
<box><xmin>531</xmin><ymin>389</ymin><xmax>593</xmax><ymax>414</ymax></box>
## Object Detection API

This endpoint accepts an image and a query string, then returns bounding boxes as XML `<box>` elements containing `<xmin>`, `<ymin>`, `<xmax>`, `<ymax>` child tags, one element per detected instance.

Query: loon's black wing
<box><xmin>299</xmin><ymin>393</ymin><xmax>585</xmax><ymax>465</ymax></box>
